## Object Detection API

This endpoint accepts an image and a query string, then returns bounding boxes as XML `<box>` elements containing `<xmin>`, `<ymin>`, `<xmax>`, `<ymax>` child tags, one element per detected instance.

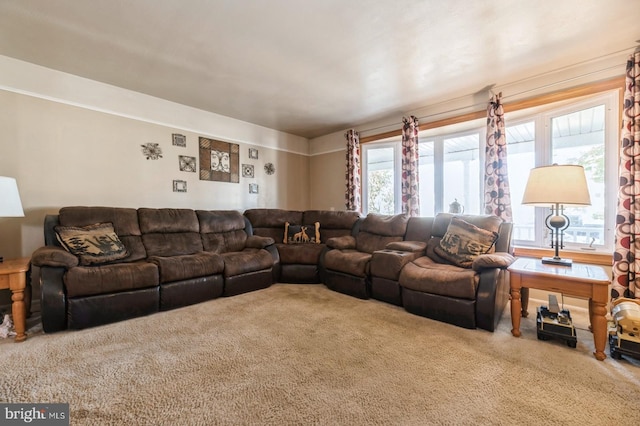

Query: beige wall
<box><xmin>0</xmin><ymin>90</ymin><xmax>309</xmax><ymax>259</ymax></box>
<box><xmin>309</xmin><ymin>150</ymin><xmax>345</xmax><ymax>211</ymax></box>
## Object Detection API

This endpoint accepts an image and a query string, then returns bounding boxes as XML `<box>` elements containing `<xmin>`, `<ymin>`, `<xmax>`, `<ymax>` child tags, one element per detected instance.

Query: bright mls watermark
<box><xmin>1</xmin><ymin>404</ymin><xmax>69</xmax><ymax>425</ymax></box>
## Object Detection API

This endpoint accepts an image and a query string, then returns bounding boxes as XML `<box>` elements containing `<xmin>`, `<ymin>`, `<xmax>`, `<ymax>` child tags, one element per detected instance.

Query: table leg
<box><xmin>510</xmin><ymin>277</ymin><xmax>522</xmax><ymax>337</ymax></box>
<box><xmin>521</xmin><ymin>287</ymin><xmax>530</xmax><ymax>318</ymax></box>
<box><xmin>11</xmin><ymin>287</ymin><xmax>27</xmax><ymax>342</ymax></box>
<box><xmin>589</xmin><ymin>299</ymin><xmax>607</xmax><ymax>361</ymax></box>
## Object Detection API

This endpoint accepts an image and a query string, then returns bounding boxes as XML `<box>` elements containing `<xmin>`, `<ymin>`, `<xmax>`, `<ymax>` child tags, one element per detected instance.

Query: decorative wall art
<box><xmin>141</xmin><ymin>143</ymin><xmax>163</xmax><ymax>160</ymax></box>
<box><xmin>249</xmin><ymin>148</ymin><xmax>259</xmax><ymax>160</ymax></box>
<box><xmin>172</xmin><ymin>133</ymin><xmax>186</xmax><ymax>147</ymax></box>
<box><xmin>199</xmin><ymin>137</ymin><xmax>239</xmax><ymax>183</ymax></box>
<box><xmin>264</xmin><ymin>162</ymin><xmax>276</xmax><ymax>175</ymax></box>
<box><xmin>249</xmin><ymin>183</ymin><xmax>259</xmax><ymax>194</ymax></box>
<box><xmin>179</xmin><ymin>155</ymin><xmax>196</xmax><ymax>173</ymax></box>
<box><xmin>173</xmin><ymin>180</ymin><xmax>187</xmax><ymax>192</ymax></box>
<box><xmin>242</xmin><ymin>164</ymin><xmax>254</xmax><ymax>178</ymax></box>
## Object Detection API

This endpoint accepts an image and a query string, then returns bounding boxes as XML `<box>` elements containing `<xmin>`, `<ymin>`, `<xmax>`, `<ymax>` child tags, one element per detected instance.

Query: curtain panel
<box><xmin>484</xmin><ymin>93</ymin><xmax>513</xmax><ymax>221</ymax></box>
<box><xmin>344</xmin><ymin>129</ymin><xmax>362</xmax><ymax>212</ymax></box>
<box><xmin>401</xmin><ymin>116</ymin><xmax>420</xmax><ymax>217</ymax></box>
<box><xmin>613</xmin><ymin>50</ymin><xmax>640</xmax><ymax>300</ymax></box>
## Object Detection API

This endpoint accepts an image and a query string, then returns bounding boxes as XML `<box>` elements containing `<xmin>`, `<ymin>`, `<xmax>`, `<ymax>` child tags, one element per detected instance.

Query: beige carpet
<box><xmin>1</xmin><ymin>284</ymin><xmax>640</xmax><ymax>425</ymax></box>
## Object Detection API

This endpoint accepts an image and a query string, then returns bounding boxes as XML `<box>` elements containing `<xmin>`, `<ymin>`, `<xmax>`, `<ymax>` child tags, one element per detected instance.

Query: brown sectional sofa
<box><xmin>31</xmin><ymin>207</ymin><xmax>274</xmax><ymax>332</ymax></box>
<box><xmin>31</xmin><ymin>206</ymin><xmax>514</xmax><ymax>334</ymax></box>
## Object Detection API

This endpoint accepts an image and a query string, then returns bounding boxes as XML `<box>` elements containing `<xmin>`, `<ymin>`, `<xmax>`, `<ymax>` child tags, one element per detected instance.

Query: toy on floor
<box><xmin>0</xmin><ymin>314</ymin><xmax>16</xmax><ymax>339</ymax></box>
<box><xmin>609</xmin><ymin>297</ymin><xmax>640</xmax><ymax>361</ymax></box>
<box><xmin>536</xmin><ymin>294</ymin><xmax>577</xmax><ymax>348</ymax></box>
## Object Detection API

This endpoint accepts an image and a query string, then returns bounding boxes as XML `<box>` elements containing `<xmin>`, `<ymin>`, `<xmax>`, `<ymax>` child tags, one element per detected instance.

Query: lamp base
<box><xmin>541</xmin><ymin>256</ymin><xmax>573</xmax><ymax>267</ymax></box>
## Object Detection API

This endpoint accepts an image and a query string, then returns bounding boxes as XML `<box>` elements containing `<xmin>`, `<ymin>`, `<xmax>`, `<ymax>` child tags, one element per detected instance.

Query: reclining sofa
<box><xmin>243</xmin><ymin>209</ymin><xmax>360</xmax><ymax>283</ymax></box>
<box><xmin>31</xmin><ymin>207</ymin><xmax>275</xmax><ymax>332</ymax></box>
<box><xmin>31</xmin><ymin>207</ymin><xmax>514</xmax><ymax>333</ymax></box>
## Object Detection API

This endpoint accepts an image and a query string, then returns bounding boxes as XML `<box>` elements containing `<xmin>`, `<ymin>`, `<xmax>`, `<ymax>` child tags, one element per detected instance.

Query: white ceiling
<box><xmin>0</xmin><ymin>0</ymin><xmax>638</xmax><ymax>139</ymax></box>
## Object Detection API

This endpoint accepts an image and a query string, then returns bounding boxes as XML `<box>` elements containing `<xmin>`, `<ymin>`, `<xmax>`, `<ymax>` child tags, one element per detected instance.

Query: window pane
<box><xmin>506</xmin><ymin>122</ymin><xmax>536</xmax><ymax>242</ymax></box>
<box><xmin>443</xmin><ymin>134</ymin><xmax>480</xmax><ymax>214</ymax></box>
<box><xmin>418</xmin><ymin>140</ymin><xmax>435</xmax><ymax>216</ymax></box>
<box><xmin>366</xmin><ymin>146</ymin><xmax>395</xmax><ymax>214</ymax></box>
<box><xmin>551</xmin><ymin>104</ymin><xmax>605</xmax><ymax>246</ymax></box>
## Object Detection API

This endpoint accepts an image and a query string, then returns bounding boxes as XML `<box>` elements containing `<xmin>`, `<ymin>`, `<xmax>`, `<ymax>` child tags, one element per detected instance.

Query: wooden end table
<box><xmin>508</xmin><ymin>257</ymin><xmax>610</xmax><ymax>361</ymax></box>
<box><xmin>0</xmin><ymin>257</ymin><xmax>31</xmax><ymax>342</ymax></box>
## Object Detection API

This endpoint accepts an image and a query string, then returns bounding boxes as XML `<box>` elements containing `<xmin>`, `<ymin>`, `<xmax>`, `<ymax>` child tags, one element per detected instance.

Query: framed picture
<box><xmin>242</xmin><ymin>164</ymin><xmax>254</xmax><ymax>178</ymax></box>
<box><xmin>173</xmin><ymin>180</ymin><xmax>187</xmax><ymax>192</ymax></box>
<box><xmin>172</xmin><ymin>133</ymin><xmax>186</xmax><ymax>147</ymax></box>
<box><xmin>141</xmin><ymin>143</ymin><xmax>163</xmax><ymax>160</ymax></box>
<box><xmin>249</xmin><ymin>183</ymin><xmax>259</xmax><ymax>194</ymax></box>
<box><xmin>248</xmin><ymin>148</ymin><xmax>259</xmax><ymax>160</ymax></box>
<box><xmin>179</xmin><ymin>156</ymin><xmax>196</xmax><ymax>173</ymax></box>
<box><xmin>199</xmin><ymin>137</ymin><xmax>240</xmax><ymax>183</ymax></box>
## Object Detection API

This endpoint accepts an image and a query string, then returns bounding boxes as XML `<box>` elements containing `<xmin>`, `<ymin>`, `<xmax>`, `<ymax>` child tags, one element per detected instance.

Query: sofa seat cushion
<box><xmin>276</xmin><ymin>243</ymin><xmax>325</xmax><ymax>265</ymax></box>
<box><xmin>148</xmin><ymin>252</ymin><xmax>224</xmax><ymax>284</ymax></box>
<box><xmin>324</xmin><ymin>249</ymin><xmax>372</xmax><ymax>278</ymax></box>
<box><xmin>64</xmin><ymin>261</ymin><xmax>159</xmax><ymax>298</ymax></box>
<box><xmin>222</xmin><ymin>249</ymin><xmax>273</xmax><ymax>277</ymax></box>
<box><xmin>399</xmin><ymin>256</ymin><xmax>479</xmax><ymax>300</ymax></box>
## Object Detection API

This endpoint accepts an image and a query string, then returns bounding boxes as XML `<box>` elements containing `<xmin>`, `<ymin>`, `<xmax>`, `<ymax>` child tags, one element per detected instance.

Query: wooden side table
<box><xmin>508</xmin><ymin>257</ymin><xmax>610</xmax><ymax>360</ymax></box>
<box><xmin>0</xmin><ymin>257</ymin><xmax>31</xmax><ymax>342</ymax></box>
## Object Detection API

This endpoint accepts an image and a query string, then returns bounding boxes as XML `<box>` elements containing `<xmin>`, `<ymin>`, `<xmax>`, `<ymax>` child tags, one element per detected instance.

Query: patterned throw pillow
<box><xmin>283</xmin><ymin>222</ymin><xmax>321</xmax><ymax>244</ymax></box>
<box><xmin>55</xmin><ymin>222</ymin><xmax>129</xmax><ymax>265</ymax></box>
<box><xmin>434</xmin><ymin>217</ymin><xmax>498</xmax><ymax>268</ymax></box>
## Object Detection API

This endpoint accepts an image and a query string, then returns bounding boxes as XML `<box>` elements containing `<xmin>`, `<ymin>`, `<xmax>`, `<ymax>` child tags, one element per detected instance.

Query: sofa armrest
<box><xmin>385</xmin><ymin>240</ymin><xmax>427</xmax><ymax>254</ymax></box>
<box><xmin>472</xmin><ymin>253</ymin><xmax>515</xmax><ymax>271</ymax></box>
<box><xmin>39</xmin><ymin>266</ymin><xmax>68</xmax><ymax>333</ymax></box>
<box><xmin>246</xmin><ymin>235</ymin><xmax>275</xmax><ymax>249</ymax></box>
<box><xmin>475</xmin><ymin>267</ymin><xmax>510</xmax><ymax>332</ymax></box>
<box><xmin>31</xmin><ymin>246</ymin><xmax>79</xmax><ymax>269</ymax></box>
<box><xmin>326</xmin><ymin>235</ymin><xmax>356</xmax><ymax>250</ymax></box>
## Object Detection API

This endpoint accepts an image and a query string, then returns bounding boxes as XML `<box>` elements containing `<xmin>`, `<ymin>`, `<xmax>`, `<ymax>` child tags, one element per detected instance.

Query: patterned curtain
<box><xmin>345</xmin><ymin>129</ymin><xmax>361</xmax><ymax>212</ymax></box>
<box><xmin>483</xmin><ymin>93</ymin><xmax>513</xmax><ymax>221</ymax></box>
<box><xmin>612</xmin><ymin>50</ymin><xmax>640</xmax><ymax>300</ymax></box>
<box><xmin>401</xmin><ymin>116</ymin><xmax>420</xmax><ymax>216</ymax></box>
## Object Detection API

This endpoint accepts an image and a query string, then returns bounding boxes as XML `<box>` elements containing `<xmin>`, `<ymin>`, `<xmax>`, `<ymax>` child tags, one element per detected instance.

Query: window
<box><xmin>443</xmin><ymin>133</ymin><xmax>481</xmax><ymax>215</ymax></box>
<box><xmin>361</xmin><ymin>90</ymin><xmax>618</xmax><ymax>252</ymax></box>
<box><xmin>362</xmin><ymin>143</ymin><xmax>399</xmax><ymax>215</ymax></box>
<box><xmin>419</xmin><ymin>131</ymin><xmax>483</xmax><ymax>216</ymax></box>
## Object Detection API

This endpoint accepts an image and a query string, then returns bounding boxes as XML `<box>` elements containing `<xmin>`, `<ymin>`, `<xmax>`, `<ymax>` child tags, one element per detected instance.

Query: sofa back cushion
<box><xmin>356</xmin><ymin>213</ymin><xmax>409</xmax><ymax>254</ymax></box>
<box><xmin>404</xmin><ymin>216</ymin><xmax>435</xmax><ymax>242</ymax></box>
<box><xmin>138</xmin><ymin>208</ymin><xmax>203</xmax><ymax>257</ymax></box>
<box><xmin>197</xmin><ymin>210</ymin><xmax>248</xmax><ymax>253</ymax></box>
<box><xmin>58</xmin><ymin>206</ymin><xmax>146</xmax><ymax>262</ymax></box>
<box><xmin>430</xmin><ymin>213</ymin><xmax>503</xmax><ymax>239</ymax></box>
<box><xmin>301</xmin><ymin>210</ymin><xmax>360</xmax><ymax>241</ymax></box>
<box><xmin>244</xmin><ymin>209</ymin><xmax>304</xmax><ymax>241</ymax></box>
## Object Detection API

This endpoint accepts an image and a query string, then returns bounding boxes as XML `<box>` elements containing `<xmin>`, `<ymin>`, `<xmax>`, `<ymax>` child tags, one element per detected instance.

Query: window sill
<box><xmin>512</xmin><ymin>246</ymin><xmax>612</xmax><ymax>266</ymax></box>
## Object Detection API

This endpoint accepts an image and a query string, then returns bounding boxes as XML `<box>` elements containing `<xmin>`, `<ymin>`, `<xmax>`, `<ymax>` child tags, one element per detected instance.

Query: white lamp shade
<box><xmin>522</xmin><ymin>164</ymin><xmax>591</xmax><ymax>207</ymax></box>
<box><xmin>0</xmin><ymin>176</ymin><xmax>25</xmax><ymax>217</ymax></box>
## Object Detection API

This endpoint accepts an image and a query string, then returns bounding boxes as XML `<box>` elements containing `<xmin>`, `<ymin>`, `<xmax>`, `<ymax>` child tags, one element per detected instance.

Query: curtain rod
<box><xmin>357</xmin><ymin>46</ymin><xmax>634</xmax><ymax>136</ymax></box>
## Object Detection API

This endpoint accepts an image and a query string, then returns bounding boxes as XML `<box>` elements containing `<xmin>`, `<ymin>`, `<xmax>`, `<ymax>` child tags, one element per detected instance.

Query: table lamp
<box><xmin>521</xmin><ymin>164</ymin><xmax>591</xmax><ymax>266</ymax></box>
<box><xmin>0</xmin><ymin>176</ymin><xmax>25</xmax><ymax>263</ymax></box>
